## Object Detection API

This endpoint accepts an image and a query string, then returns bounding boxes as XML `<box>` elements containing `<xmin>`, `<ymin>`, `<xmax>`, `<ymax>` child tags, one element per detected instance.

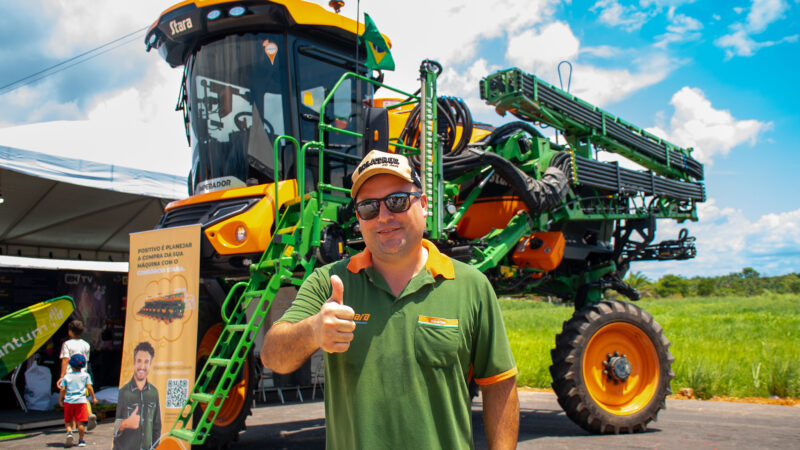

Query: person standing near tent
<box><xmin>59</xmin><ymin>354</ymin><xmax>97</xmax><ymax>448</ymax></box>
<box><xmin>58</xmin><ymin>320</ymin><xmax>97</xmax><ymax>431</ymax></box>
<box><xmin>262</xmin><ymin>150</ymin><xmax>520</xmax><ymax>449</ymax></box>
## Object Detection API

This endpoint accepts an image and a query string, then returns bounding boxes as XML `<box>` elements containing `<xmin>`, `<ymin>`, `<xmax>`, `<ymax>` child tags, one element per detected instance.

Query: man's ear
<box><xmin>419</xmin><ymin>193</ymin><xmax>428</xmax><ymax>217</ymax></box>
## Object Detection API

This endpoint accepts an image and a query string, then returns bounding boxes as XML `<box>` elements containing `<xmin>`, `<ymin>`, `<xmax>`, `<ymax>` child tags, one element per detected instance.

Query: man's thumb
<box><xmin>132</xmin><ymin>405</ymin><xmax>139</xmax><ymax>415</ymax></box>
<box><xmin>329</xmin><ymin>275</ymin><xmax>344</xmax><ymax>305</ymax></box>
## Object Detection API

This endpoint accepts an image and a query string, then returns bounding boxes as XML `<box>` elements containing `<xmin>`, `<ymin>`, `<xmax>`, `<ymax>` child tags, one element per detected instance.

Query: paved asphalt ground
<box><xmin>5</xmin><ymin>390</ymin><xmax>799</xmax><ymax>449</ymax></box>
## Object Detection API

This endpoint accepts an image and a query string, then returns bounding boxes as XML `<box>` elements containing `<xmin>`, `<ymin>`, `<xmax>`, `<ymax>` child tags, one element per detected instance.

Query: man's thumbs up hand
<box><xmin>329</xmin><ymin>274</ymin><xmax>344</xmax><ymax>305</ymax></box>
<box><xmin>313</xmin><ymin>275</ymin><xmax>355</xmax><ymax>353</ymax></box>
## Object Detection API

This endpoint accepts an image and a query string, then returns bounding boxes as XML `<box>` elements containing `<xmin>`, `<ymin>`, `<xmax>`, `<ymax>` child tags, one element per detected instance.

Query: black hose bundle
<box><xmin>437</xmin><ymin>120</ymin><xmax>553</xmax><ymax>178</ymax></box>
<box><xmin>482</xmin><ymin>121</ymin><xmax>544</xmax><ymax>148</ymax></box>
<box><xmin>548</xmin><ymin>150</ymin><xmax>572</xmax><ymax>175</ymax></box>
<box><xmin>399</xmin><ymin>94</ymin><xmax>559</xmax><ymax>183</ymax></box>
<box><xmin>399</xmin><ymin>96</ymin><xmax>474</xmax><ymax>157</ymax></box>
<box><xmin>474</xmin><ymin>150</ymin><xmax>569</xmax><ymax>213</ymax></box>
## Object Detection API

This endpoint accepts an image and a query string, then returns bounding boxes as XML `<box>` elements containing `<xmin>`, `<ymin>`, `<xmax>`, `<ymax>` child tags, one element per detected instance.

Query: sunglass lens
<box><xmin>357</xmin><ymin>200</ymin><xmax>380</xmax><ymax>220</ymax></box>
<box><xmin>384</xmin><ymin>194</ymin><xmax>410</xmax><ymax>213</ymax></box>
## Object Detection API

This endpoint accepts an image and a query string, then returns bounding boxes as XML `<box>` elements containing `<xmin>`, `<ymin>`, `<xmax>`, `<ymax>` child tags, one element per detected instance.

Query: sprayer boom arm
<box><xmin>480</xmin><ymin>68</ymin><xmax>703</xmax><ymax>181</ymax></box>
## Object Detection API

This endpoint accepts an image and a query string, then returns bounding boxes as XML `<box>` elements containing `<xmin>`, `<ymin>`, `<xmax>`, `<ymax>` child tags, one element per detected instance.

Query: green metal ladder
<box><xmin>167</xmin><ymin>195</ymin><xmax>313</xmax><ymax>446</ymax></box>
<box><xmin>165</xmin><ymin>62</ymin><xmax>441</xmax><ymax>445</ymax></box>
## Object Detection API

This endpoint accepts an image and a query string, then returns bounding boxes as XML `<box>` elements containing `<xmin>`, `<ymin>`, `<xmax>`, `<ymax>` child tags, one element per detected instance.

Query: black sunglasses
<box><xmin>355</xmin><ymin>192</ymin><xmax>421</xmax><ymax>220</ymax></box>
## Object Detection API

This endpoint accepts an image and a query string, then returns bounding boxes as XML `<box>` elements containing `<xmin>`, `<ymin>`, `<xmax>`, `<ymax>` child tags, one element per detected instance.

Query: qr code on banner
<box><xmin>166</xmin><ymin>378</ymin><xmax>189</xmax><ymax>409</ymax></box>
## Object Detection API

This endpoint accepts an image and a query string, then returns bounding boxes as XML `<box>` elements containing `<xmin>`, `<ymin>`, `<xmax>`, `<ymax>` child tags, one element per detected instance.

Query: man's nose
<box><xmin>376</xmin><ymin>201</ymin><xmax>395</xmax><ymax>220</ymax></box>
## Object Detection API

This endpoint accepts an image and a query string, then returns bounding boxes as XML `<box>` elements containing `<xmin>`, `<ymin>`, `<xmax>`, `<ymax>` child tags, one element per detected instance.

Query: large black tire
<box><xmin>549</xmin><ymin>300</ymin><xmax>674</xmax><ymax>434</ymax></box>
<box><xmin>193</xmin><ymin>301</ymin><xmax>257</xmax><ymax>449</ymax></box>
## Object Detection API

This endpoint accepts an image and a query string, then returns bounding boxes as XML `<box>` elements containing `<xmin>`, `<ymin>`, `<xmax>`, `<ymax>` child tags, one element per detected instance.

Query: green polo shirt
<box><xmin>278</xmin><ymin>240</ymin><xmax>517</xmax><ymax>449</ymax></box>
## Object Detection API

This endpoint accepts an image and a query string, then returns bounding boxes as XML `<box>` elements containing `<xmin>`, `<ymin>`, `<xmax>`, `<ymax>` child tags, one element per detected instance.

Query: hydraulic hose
<box><xmin>401</xmin><ymin>96</ymin><xmax>475</xmax><ymax>161</ymax></box>
<box><xmin>472</xmin><ymin>150</ymin><xmax>569</xmax><ymax>213</ymax></box>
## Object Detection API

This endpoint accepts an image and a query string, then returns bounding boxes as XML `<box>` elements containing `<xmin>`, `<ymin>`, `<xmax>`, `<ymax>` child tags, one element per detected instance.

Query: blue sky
<box><xmin>1</xmin><ymin>0</ymin><xmax>798</xmax><ymax>280</ymax></box>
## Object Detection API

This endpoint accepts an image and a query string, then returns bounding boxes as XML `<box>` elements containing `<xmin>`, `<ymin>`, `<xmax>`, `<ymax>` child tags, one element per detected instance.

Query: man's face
<box><xmin>133</xmin><ymin>350</ymin><xmax>153</xmax><ymax>383</ymax></box>
<box><xmin>356</xmin><ymin>174</ymin><xmax>427</xmax><ymax>262</ymax></box>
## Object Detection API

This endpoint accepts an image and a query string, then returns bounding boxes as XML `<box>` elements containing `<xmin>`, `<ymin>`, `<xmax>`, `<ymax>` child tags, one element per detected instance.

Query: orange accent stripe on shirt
<box><xmin>417</xmin><ymin>315</ymin><xmax>459</xmax><ymax>328</ymax></box>
<box><xmin>474</xmin><ymin>367</ymin><xmax>518</xmax><ymax>385</ymax></box>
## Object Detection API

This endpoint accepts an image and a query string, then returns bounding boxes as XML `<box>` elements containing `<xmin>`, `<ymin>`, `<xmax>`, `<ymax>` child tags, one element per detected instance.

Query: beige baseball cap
<box><xmin>350</xmin><ymin>150</ymin><xmax>421</xmax><ymax>198</ymax></box>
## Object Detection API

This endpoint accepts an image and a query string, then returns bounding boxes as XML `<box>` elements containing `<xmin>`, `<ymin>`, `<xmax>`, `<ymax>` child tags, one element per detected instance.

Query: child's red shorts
<box><xmin>64</xmin><ymin>403</ymin><xmax>88</xmax><ymax>423</ymax></box>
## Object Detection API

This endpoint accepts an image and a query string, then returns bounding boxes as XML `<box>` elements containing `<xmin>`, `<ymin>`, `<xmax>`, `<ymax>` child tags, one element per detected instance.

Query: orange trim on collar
<box><xmin>346</xmin><ymin>248</ymin><xmax>373</xmax><ymax>273</ymax></box>
<box><xmin>346</xmin><ymin>239</ymin><xmax>455</xmax><ymax>279</ymax></box>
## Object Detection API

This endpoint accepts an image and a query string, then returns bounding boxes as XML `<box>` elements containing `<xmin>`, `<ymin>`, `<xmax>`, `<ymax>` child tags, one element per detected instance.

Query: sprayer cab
<box><xmin>146</xmin><ymin>0</ymin><xmax>383</xmax><ymax>197</ymax></box>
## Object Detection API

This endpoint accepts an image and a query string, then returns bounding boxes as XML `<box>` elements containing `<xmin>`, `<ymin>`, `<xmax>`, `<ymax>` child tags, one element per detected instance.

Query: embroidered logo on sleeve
<box><xmin>417</xmin><ymin>315</ymin><xmax>458</xmax><ymax>328</ymax></box>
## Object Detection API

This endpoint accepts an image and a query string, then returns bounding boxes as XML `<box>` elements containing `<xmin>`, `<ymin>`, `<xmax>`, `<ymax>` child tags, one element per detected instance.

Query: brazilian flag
<box><xmin>361</xmin><ymin>13</ymin><xmax>394</xmax><ymax>71</ymax></box>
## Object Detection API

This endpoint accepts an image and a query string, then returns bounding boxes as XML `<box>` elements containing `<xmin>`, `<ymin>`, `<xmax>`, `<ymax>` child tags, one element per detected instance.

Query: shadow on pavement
<box><xmin>237</xmin><ymin>417</ymin><xmax>326</xmax><ymax>449</ymax></box>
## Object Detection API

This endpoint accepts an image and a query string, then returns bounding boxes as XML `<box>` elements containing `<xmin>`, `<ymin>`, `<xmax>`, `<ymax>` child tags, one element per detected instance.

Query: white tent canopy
<box><xmin>0</xmin><ymin>144</ymin><xmax>187</xmax><ymax>265</ymax></box>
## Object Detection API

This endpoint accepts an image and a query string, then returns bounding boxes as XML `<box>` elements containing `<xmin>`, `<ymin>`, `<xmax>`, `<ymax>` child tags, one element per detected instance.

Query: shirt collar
<box><xmin>346</xmin><ymin>239</ymin><xmax>455</xmax><ymax>279</ymax></box>
<box><xmin>128</xmin><ymin>377</ymin><xmax>151</xmax><ymax>392</ymax></box>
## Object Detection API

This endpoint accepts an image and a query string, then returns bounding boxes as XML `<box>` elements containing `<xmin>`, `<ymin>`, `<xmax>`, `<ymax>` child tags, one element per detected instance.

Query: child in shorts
<box><xmin>59</xmin><ymin>354</ymin><xmax>97</xmax><ymax>448</ymax></box>
<box><xmin>59</xmin><ymin>319</ymin><xmax>97</xmax><ymax>430</ymax></box>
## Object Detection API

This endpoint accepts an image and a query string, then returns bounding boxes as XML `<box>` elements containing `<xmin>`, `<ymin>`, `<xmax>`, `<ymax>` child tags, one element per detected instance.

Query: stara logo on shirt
<box><xmin>353</xmin><ymin>313</ymin><xmax>370</xmax><ymax>324</ymax></box>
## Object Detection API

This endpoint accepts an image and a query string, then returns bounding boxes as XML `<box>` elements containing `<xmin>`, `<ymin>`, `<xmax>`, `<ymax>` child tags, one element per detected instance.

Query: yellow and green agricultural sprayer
<box><xmin>143</xmin><ymin>0</ymin><xmax>704</xmax><ymax>447</ymax></box>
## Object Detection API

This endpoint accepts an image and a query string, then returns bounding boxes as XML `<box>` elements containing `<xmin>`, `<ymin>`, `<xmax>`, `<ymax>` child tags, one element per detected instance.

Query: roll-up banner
<box><xmin>114</xmin><ymin>225</ymin><xmax>200</xmax><ymax>450</ymax></box>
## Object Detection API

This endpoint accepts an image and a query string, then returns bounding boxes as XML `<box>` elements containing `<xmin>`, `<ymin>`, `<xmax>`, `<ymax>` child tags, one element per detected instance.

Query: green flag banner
<box><xmin>361</xmin><ymin>13</ymin><xmax>394</xmax><ymax>71</ymax></box>
<box><xmin>0</xmin><ymin>296</ymin><xmax>74</xmax><ymax>378</ymax></box>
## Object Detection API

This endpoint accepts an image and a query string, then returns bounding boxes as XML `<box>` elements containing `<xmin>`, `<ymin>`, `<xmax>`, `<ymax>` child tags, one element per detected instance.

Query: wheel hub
<box><xmin>603</xmin><ymin>351</ymin><xmax>631</xmax><ymax>384</ymax></box>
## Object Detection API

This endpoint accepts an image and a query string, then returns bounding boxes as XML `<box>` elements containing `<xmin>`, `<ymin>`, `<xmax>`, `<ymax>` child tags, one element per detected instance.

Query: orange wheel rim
<box><xmin>583</xmin><ymin>322</ymin><xmax>659</xmax><ymax>415</ymax></box>
<box><xmin>197</xmin><ymin>323</ymin><xmax>250</xmax><ymax>427</ymax></box>
<box><xmin>155</xmin><ymin>436</ymin><xmax>190</xmax><ymax>450</ymax></box>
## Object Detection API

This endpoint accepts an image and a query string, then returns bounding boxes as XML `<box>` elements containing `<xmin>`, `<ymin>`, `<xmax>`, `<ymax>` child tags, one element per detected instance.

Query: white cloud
<box><xmin>1</xmin><ymin>80</ymin><xmax>83</xmax><ymax>125</ymax></box>
<box><xmin>0</xmin><ymin>63</ymin><xmax>190</xmax><ymax>176</ymax></box>
<box><xmin>45</xmin><ymin>1</ymin><xmax>169</xmax><ymax>57</ymax></box>
<box><xmin>654</xmin><ymin>11</ymin><xmax>703</xmax><ymax>48</ymax></box>
<box><xmin>438</xmin><ymin>58</ymin><xmax>504</xmax><ymax>123</ymax></box>
<box><xmin>569</xmin><ymin>53</ymin><xmax>677</xmax><ymax>106</ymax></box>
<box><xmin>332</xmin><ymin>0</ymin><xmax>562</xmax><ymax>90</ymax></box>
<box><xmin>647</xmin><ymin>86</ymin><xmax>770</xmax><ymax>163</ymax></box>
<box><xmin>580</xmin><ymin>45</ymin><xmax>622</xmax><ymax>58</ymax></box>
<box><xmin>591</xmin><ymin>0</ymin><xmax>652</xmax><ymax>31</ymax></box>
<box><xmin>715</xmin><ymin>30</ymin><xmax>798</xmax><ymax>58</ymax></box>
<box><xmin>745</xmin><ymin>0</ymin><xmax>790</xmax><ymax>33</ymax></box>
<box><xmin>506</xmin><ymin>22</ymin><xmax>580</xmax><ymax>75</ymax></box>
<box><xmin>633</xmin><ymin>201</ymin><xmax>800</xmax><ymax>278</ymax></box>
<box><xmin>503</xmin><ymin>21</ymin><xmax>678</xmax><ymax>108</ymax></box>
<box><xmin>715</xmin><ymin>0</ymin><xmax>797</xmax><ymax>58</ymax></box>
<box><xmin>639</xmin><ymin>0</ymin><xmax>696</xmax><ymax>9</ymax></box>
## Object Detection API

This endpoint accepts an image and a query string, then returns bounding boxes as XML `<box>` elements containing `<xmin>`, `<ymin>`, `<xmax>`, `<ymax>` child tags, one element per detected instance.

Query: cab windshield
<box><xmin>187</xmin><ymin>33</ymin><xmax>289</xmax><ymax>194</ymax></box>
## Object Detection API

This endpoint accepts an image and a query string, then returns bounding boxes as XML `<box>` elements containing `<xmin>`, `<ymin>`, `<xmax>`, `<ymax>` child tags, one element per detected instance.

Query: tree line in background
<box><xmin>622</xmin><ymin>268</ymin><xmax>800</xmax><ymax>298</ymax></box>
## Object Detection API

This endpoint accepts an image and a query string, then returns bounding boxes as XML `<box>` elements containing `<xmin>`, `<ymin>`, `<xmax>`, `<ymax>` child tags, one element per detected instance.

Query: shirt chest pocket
<box><xmin>144</xmin><ymin>401</ymin><xmax>157</xmax><ymax>421</ymax></box>
<box><xmin>414</xmin><ymin>323</ymin><xmax>461</xmax><ymax>368</ymax></box>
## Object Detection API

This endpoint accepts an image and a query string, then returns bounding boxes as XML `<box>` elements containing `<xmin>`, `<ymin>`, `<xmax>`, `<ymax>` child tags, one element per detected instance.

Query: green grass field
<box><xmin>501</xmin><ymin>293</ymin><xmax>800</xmax><ymax>399</ymax></box>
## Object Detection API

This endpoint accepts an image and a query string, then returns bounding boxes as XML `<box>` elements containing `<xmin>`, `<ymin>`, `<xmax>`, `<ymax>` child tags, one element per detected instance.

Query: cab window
<box><xmin>295</xmin><ymin>42</ymin><xmax>371</xmax><ymax>189</ymax></box>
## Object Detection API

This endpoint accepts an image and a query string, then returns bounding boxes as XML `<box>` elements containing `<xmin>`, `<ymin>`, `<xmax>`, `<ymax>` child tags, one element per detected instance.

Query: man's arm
<box><xmin>480</xmin><ymin>376</ymin><xmax>519</xmax><ymax>450</ymax></box>
<box><xmin>261</xmin><ymin>275</ymin><xmax>354</xmax><ymax>374</ymax></box>
<box><xmin>153</xmin><ymin>391</ymin><xmax>161</xmax><ymax>444</ymax></box>
<box><xmin>261</xmin><ymin>319</ymin><xmax>320</xmax><ymax>374</ymax></box>
<box><xmin>58</xmin><ymin>357</ymin><xmax>68</xmax><ymax>388</ymax></box>
<box><xmin>87</xmin><ymin>383</ymin><xmax>97</xmax><ymax>404</ymax></box>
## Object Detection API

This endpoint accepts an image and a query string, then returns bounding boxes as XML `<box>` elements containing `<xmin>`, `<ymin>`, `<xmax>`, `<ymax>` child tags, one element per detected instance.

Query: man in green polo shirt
<box><xmin>262</xmin><ymin>150</ymin><xmax>519</xmax><ymax>449</ymax></box>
